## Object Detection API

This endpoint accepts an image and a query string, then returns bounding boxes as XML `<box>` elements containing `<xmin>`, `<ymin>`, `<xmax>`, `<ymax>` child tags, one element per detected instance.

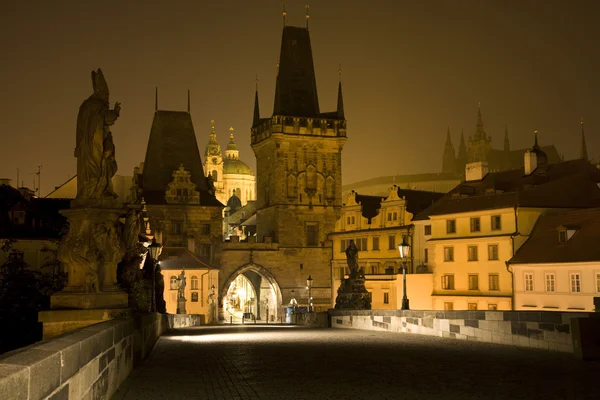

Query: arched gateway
<box><xmin>220</xmin><ymin>263</ymin><xmax>282</xmax><ymax>322</ymax></box>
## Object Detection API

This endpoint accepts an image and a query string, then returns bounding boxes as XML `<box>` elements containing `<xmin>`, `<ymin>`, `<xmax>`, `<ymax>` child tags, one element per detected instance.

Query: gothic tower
<box><xmin>251</xmin><ymin>25</ymin><xmax>347</xmax><ymax>245</ymax></box>
<box><xmin>456</xmin><ymin>130</ymin><xmax>467</xmax><ymax>176</ymax></box>
<box><xmin>467</xmin><ymin>106</ymin><xmax>492</xmax><ymax>163</ymax></box>
<box><xmin>442</xmin><ymin>127</ymin><xmax>456</xmax><ymax>174</ymax></box>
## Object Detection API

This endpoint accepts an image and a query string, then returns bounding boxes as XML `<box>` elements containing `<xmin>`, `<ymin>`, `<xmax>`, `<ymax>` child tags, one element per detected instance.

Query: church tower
<box><xmin>204</xmin><ymin>120</ymin><xmax>224</xmax><ymax>202</ymax></box>
<box><xmin>456</xmin><ymin>130</ymin><xmax>467</xmax><ymax>176</ymax></box>
<box><xmin>467</xmin><ymin>105</ymin><xmax>492</xmax><ymax>163</ymax></box>
<box><xmin>251</xmin><ymin>25</ymin><xmax>347</xmax><ymax>245</ymax></box>
<box><xmin>442</xmin><ymin>127</ymin><xmax>456</xmax><ymax>174</ymax></box>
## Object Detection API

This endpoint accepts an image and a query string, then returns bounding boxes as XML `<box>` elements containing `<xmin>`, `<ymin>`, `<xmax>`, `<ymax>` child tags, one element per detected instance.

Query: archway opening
<box><xmin>221</xmin><ymin>264</ymin><xmax>281</xmax><ymax>323</ymax></box>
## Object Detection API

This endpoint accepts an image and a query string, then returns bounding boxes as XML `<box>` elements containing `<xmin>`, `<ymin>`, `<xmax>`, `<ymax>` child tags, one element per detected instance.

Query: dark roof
<box><xmin>344</xmin><ymin>173</ymin><xmax>460</xmax><ymax>190</ymax></box>
<box><xmin>354</xmin><ymin>188</ymin><xmax>444</xmax><ymax>223</ymax></box>
<box><xmin>509</xmin><ymin>208</ymin><xmax>600</xmax><ymax>264</ymax></box>
<box><xmin>226</xmin><ymin>194</ymin><xmax>242</xmax><ymax>211</ymax></box>
<box><xmin>487</xmin><ymin>146</ymin><xmax>560</xmax><ymax>172</ymax></box>
<box><xmin>142</xmin><ymin>110</ymin><xmax>208</xmax><ymax>195</ymax></box>
<box><xmin>415</xmin><ymin>159</ymin><xmax>600</xmax><ymax>220</ymax></box>
<box><xmin>273</xmin><ymin>26</ymin><xmax>320</xmax><ymax>118</ymax></box>
<box><xmin>158</xmin><ymin>247</ymin><xmax>213</xmax><ymax>270</ymax></box>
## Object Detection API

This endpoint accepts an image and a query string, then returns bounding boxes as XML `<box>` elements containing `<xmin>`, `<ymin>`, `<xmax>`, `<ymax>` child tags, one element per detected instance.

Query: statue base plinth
<box><xmin>177</xmin><ymin>299</ymin><xmax>187</xmax><ymax>314</ymax></box>
<box><xmin>38</xmin><ymin>308</ymin><xmax>131</xmax><ymax>339</ymax></box>
<box><xmin>51</xmin><ymin>291</ymin><xmax>129</xmax><ymax>310</ymax></box>
<box><xmin>334</xmin><ymin>277</ymin><xmax>372</xmax><ymax>310</ymax></box>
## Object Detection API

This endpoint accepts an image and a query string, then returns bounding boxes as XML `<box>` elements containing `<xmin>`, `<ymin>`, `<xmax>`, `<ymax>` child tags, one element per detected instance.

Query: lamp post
<box><xmin>211</xmin><ymin>284</ymin><xmax>216</xmax><ymax>323</ymax></box>
<box><xmin>398</xmin><ymin>236</ymin><xmax>411</xmax><ymax>310</ymax></box>
<box><xmin>306</xmin><ymin>275</ymin><xmax>313</xmax><ymax>312</ymax></box>
<box><xmin>148</xmin><ymin>238</ymin><xmax>163</xmax><ymax>312</ymax></box>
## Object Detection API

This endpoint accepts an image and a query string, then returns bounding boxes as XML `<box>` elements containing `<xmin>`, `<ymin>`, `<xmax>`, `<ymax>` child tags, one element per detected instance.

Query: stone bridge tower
<box><xmin>251</xmin><ymin>25</ymin><xmax>347</xmax><ymax>246</ymax></box>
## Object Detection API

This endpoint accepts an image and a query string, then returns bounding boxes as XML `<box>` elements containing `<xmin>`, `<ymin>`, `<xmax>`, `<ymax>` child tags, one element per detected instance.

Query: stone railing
<box><xmin>0</xmin><ymin>313</ymin><xmax>173</xmax><ymax>400</ymax></box>
<box><xmin>329</xmin><ymin>309</ymin><xmax>595</xmax><ymax>355</ymax></box>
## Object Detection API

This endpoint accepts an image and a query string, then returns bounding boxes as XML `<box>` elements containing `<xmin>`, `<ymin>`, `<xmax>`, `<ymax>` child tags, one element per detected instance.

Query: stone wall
<box><xmin>329</xmin><ymin>309</ymin><xmax>591</xmax><ymax>354</ymax></box>
<box><xmin>0</xmin><ymin>313</ymin><xmax>170</xmax><ymax>400</ymax></box>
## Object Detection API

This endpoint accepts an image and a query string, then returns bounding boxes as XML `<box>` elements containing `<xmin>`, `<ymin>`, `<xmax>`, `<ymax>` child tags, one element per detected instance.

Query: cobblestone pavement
<box><xmin>113</xmin><ymin>325</ymin><xmax>599</xmax><ymax>400</ymax></box>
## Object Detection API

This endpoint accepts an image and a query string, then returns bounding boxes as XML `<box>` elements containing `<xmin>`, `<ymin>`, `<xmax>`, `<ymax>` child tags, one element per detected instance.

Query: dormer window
<box><xmin>558</xmin><ymin>227</ymin><xmax>577</xmax><ymax>244</ymax></box>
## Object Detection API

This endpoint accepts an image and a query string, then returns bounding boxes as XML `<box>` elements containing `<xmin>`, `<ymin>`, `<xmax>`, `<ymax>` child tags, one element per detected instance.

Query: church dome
<box><xmin>227</xmin><ymin>193</ymin><xmax>242</xmax><ymax>211</ymax></box>
<box><xmin>223</xmin><ymin>159</ymin><xmax>254</xmax><ymax>176</ymax></box>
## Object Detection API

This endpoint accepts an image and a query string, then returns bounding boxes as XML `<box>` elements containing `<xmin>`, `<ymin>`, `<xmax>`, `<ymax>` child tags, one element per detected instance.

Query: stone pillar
<box><xmin>39</xmin><ymin>200</ymin><xmax>130</xmax><ymax>338</ymax></box>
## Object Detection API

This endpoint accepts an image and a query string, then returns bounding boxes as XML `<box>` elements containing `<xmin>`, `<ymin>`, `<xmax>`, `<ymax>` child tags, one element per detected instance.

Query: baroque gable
<box><xmin>165</xmin><ymin>165</ymin><xmax>200</xmax><ymax>205</ymax></box>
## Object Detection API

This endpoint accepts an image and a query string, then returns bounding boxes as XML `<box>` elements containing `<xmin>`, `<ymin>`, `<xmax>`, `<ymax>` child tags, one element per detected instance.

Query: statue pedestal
<box><xmin>39</xmin><ymin>201</ymin><xmax>130</xmax><ymax>338</ymax></box>
<box><xmin>334</xmin><ymin>277</ymin><xmax>372</xmax><ymax>310</ymax></box>
<box><xmin>177</xmin><ymin>298</ymin><xmax>187</xmax><ymax>314</ymax></box>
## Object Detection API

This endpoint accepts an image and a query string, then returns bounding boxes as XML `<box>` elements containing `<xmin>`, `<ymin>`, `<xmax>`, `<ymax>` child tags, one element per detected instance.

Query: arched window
<box><xmin>212</xmin><ymin>170</ymin><xmax>218</xmax><ymax>182</ymax></box>
<box><xmin>170</xmin><ymin>276</ymin><xmax>177</xmax><ymax>290</ymax></box>
<box><xmin>191</xmin><ymin>275</ymin><xmax>199</xmax><ymax>290</ymax></box>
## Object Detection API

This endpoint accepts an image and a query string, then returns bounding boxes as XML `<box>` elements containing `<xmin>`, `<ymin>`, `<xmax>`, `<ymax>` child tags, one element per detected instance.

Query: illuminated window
<box><xmin>444</xmin><ymin>247</ymin><xmax>454</xmax><ymax>262</ymax></box>
<box><xmin>351</xmin><ymin>216</ymin><xmax>355</xmax><ymax>224</ymax></box>
<box><xmin>340</xmin><ymin>239</ymin><xmax>347</xmax><ymax>252</ymax></box>
<box><xmin>424</xmin><ymin>225</ymin><xmax>432</xmax><ymax>236</ymax></box>
<box><xmin>468</xmin><ymin>303</ymin><xmax>478</xmax><ymax>310</ymax></box>
<box><xmin>491</xmin><ymin>215</ymin><xmax>501</xmax><ymax>230</ymax></box>
<box><xmin>191</xmin><ymin>276</ymin><xmax>199</xmax><ymax>290</ymax></box>
<box><xmin>392</xmin><ymin>212</ymin><xmax>398</xmax><ymax>221</ymax></box>
<box><xmin>383</xmin><ymin>293</ymin><xmax>389</xmax><ymax>304</ymax></box>
<box><xmin>170</xmin><ymin>276</ymin><xmax>178</xmax><ymax>290</ymax></box>
<box><xmin>441</xmin><ymin>274</ymin><xmax>454</xmax><ymax>290</ymax></box>
<box><xmin>356</xmin><ymin>237</ymin><xmax>368</xmax><ymax>251</ymax></box>
<box><xmin>470</xmin><ymin>217</ymin><xmax>480</xmax><ymax>232</ymax></box>
<box><xmin>570</xmin><ymin>273</ymin><xmax>581</xmax><ymax>293</ymax></box>
<box><xmin>489</xmin><ymin>274</ymin><xmax>499</xmax><ymax>291</ymax></box>
<box><xmin>388</xmin><ymin>235</ymin><xmax>395</xmax><ymax>250</ymax></box>
<box><xmin>191</xmin><ymin>292</ymin><xmax>198</xmax><ymax>302</ymax></box>
<box><xmin>488</xmin><ymin>304</ymin><xmax>498</xmax><ymax>311</ymax></box>
<box><xmin>446</xmin><ymin>220</ymin><xmax>456</xmax><ymax>234</ymax></box>
<box><xmin>468</xmin><ymin>245</ymin><xmax>478</xmax><ymax>261</ymax></box>
<box><xmin>468</xmin><ymin>274</ymin><xmax>479</xmax><ymax>290</ymax></box>
<box><xmin>444</xmin><ymin>302</ymin><xmax>454</xmax><ymax>311</ymax></box>
<box><xmin>545</xmin><ymin>273</ymin><xmax>555</xmax><ymax>292</ymax></box>
<box><xmin>488</xmin><ymin>244</ymin><xmax>498</xmax><ymax>261</ymax></box>
<box><xmin>372</xmin><ymin>237</ymin><xmax>380</xmax><ymax>251</ymax></box>
<box><xmin>524</xmin><ymin>273</ymin><xmax>534</xmax><ymax>292</ymax></box>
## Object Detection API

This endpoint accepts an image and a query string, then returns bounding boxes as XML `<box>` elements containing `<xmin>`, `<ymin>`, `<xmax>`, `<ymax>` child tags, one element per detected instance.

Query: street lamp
<box><xmin>148</xmin><ymin>238</ymin><xmax>163</xmax><ymax>312</ymax></box>
<box><xmin>211</xmin><ymin>284</ymin><xmax>216</xmax><ymax>323</ymax></box>
<box><xmin>306</xmin><ymin>275</ymin><xmax>313</xmax><ymax>312</ymax></box>
<box><xmin>398</xmin><ymin>236</ymin><xmax>411</xmax><ymax>310</ymax></box>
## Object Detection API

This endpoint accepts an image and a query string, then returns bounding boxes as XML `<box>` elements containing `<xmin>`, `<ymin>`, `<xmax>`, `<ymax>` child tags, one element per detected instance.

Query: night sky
<box><xmin>1</xmin><ymin>0</ymin><xmax>599</xmax><ymax>196</ymax></box>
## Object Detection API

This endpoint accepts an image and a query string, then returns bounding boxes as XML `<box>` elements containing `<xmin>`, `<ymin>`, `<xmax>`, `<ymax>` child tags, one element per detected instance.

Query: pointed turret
<box><xmin>273</xmin><ymin>26</ymin><xmax>320</xmax><ymax>117</ymax></box>
<box><xmin>581</xmin><ymin>119</ymin><xmax>588</xmax><ymax>161</ymax></box>
<box><xmin>474</xmin><ymin>104</ymin><xmax>486</xmax><ymax>141</ymax></box>
<box><xmin>253</xmin><ymin>85</ymin><xmax>261</xmax><ymax>127</ymax></box>
<box><xmin>336</xmin><ymin>81</ymin><xmax>345</xmax><ymax>120</ymax></box>
<box><xmin>205</xmin><ymin>120</ymin><xmax>221</xmax><ymax>159</ymax></box>
<box><xmin>504</xmin><ymin>126</ymin><xmax>510</xmax><ymax>152</ymax></box>
<box><xmin>456</xmin><ymin>129</ymin><xmax>468</xmax><ymax>176</ymax></box>
<box><xmin>442</xmin><ymin>127</ymin><xmax>456</xmax><ymax>174</ymax></box>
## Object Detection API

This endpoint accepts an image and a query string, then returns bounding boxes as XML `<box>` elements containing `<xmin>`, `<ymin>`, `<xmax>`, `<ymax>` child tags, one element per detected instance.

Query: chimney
<box><xmin>524</xmin><ymin>150</ymin><xmax>537</xmax><ymax>175</ymax></box>
<box><xmin>187</xmin><ymin>236</ymin><xmax>195</xmax><ymax>254</ymax></box>
<box><xmin>465</xmin><ymin>161</ymin><xmax>489</xmax><ymax>181</ymax></box>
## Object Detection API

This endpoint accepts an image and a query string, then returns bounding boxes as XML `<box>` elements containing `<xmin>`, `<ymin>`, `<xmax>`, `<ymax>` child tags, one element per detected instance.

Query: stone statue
<box><xmin>122</xmin><ymin>208</ymin><xmax>141</xmax><ymax>261</ymax></box>
<box><xmin>177</xmin><ymin>270</ymin><xmax>186</xmax><ymax>300</ymax></box>
<box><xmin>75</xmin><ymin>68</ymin><xmax>121</xmax><ymax>200</ymax></box>
<box><xmin>345</xmin><ymin>241</ymin><xmax>360</xmax><ymax>278</ymax></box>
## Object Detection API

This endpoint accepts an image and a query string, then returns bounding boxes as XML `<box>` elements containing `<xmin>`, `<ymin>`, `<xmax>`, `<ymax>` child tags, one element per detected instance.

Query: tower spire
<box><xmin>305</xmin><ymin>4</ymin><xmax>310</xmax><ymax>29</ymax></box>
<box><xmin>581</xmin><ymin>118</ymin><xmax>588</xmax><ymax>161</ymax></box>
<box><xmin>504</xmin><ymin>125</ymin><xmax>510</xmax><ymax>152</ymax></box>
<box><xmin>442</xmin><ymin>127</ymin><xmax>456</xmax><ymax>174</ymax></box>
<box><xmin>282</xmin><ymin>3</ymin><xmax>286</xmax><ymax>27</ymax></box>
<box><xmin>187</xmin><ymin>89</ymin><xmax>190</xmax><ymax>113</ymax></box>
<box><xmin>336</xmin><ymin>64</ymin><xmax>344</xmax><ymax>120</ymax></box>
<box><xmin>253</xmin><ymin>75</ymin><xmax>261</xmax><ymax>127</ymax></box>
<box><xmin>475</xmin><ymin>103</ymin><xmax>486</xmax><ymax>140</ymax></box>
<box><xmin>155</xmin><ymin>87</ymin><xmax>158</xmax><ymax>111</ymax></box>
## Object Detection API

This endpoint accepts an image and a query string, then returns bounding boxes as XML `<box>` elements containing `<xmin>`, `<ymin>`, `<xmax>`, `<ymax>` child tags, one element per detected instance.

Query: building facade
<box><xmin>417</xmin><ymin>141</ymin><xmax>600</xmax><ymax>311</ymax></box>
<box><xmin>509</xmin><ymin>208</ymin><xmax>600</xmax><ymax>312</ymax></box>
<box><xmin>219</xmin><ymin>23</ymin><xmax>346</xmax><ymax>319</ymax></box>
<box><xmin>329</xmin><ymin>185</ymin><xmax>442</xmax><ymax>309</ymax></box>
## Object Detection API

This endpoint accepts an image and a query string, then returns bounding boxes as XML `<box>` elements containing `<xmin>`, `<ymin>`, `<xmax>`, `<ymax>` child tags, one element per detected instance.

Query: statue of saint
<box><xmin>122</xmin><ymin>208</ymin><xmax>141</xmax><ymax>261</ymax></box>
<box><xmin>75</xmin><ymin>68</ymin><xmax>121</xmax><ymax>200</ymax></box>
<box><xmin>345</xmin><ymin>241</ymin><xmax>359</xmax><ymax>278</ymax></box>
<box><xmin>177</xmin><ymin>270</ymin><xmax>187</xmax><ymax>300</ymax></box>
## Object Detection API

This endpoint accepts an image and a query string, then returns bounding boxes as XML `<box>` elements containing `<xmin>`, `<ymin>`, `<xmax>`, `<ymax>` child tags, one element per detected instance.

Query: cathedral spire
<box><xmin>474</xmin><ymin>103</ymin><xmax>486</xmax><ymax>141</ymax></box>
<box><xmin>336</xmin><ymin>65</ymin><xmax>345</xmax><ymax>120</ymax></box>
<box><xmin>253</xmin><ymin>75</ymin><xmax>261</xmax><ymax>127</ymax></box>
<box><xmin>504</xmin><ymin>126</ymin><xmax>510</xmax><ymax>152</ymax></box>
<box><xmin>581</xmin><ymin>118</ymin><xmax>588</xmax><ymax>161</ymax></box>
<box><xmin>442</xmin><ymin>127</ymin><xmax>456</xmax><ymax>174</ymax></box>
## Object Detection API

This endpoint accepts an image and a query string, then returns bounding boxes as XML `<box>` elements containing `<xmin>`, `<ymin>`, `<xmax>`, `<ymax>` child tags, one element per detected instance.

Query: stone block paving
<box><xmin>112</xmin><ymin>325</ymin><xmax>599</xmax><ymax>400</ymax></box>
